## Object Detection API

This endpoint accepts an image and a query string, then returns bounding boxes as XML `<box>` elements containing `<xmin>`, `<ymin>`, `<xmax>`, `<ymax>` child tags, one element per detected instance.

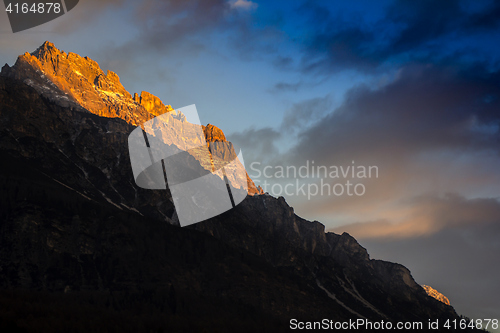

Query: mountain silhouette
<box><xmin>0</xmin><ymin>42</ymin><xmax>481</xmax><ymax>332</ymax></box>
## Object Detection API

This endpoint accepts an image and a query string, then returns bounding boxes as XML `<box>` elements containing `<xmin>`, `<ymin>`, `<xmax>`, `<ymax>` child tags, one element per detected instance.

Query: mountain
<box><xmin>0</xmin><ymin>42</ymin><xmax>480</xmax><ymax>332</ymax></box>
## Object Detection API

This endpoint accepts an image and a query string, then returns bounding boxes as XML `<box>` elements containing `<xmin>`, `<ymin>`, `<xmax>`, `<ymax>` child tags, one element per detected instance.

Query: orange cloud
<box><xmin>330</xmin><ymin>193</ymin><xmax>500</xmax><ymax>239</ymax></box>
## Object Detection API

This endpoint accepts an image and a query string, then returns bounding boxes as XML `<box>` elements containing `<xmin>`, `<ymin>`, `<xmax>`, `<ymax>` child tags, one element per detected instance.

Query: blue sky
<box><xmin>1</xmin><ymin>0</ymin><xmax>500</xmax><ymax>328</ymax></box>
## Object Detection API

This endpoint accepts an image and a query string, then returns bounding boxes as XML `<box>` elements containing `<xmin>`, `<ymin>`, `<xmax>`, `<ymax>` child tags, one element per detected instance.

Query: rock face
<box><xmin>203</xmin><ymin>123</ymin><xmax>227</xmax><ymax>142</ymax></box>
<box><xmin>422</xmin><ymin>285</ymin><xmax>451</xmax><ymax>306</ymax></box>
<box><xmin>0</xmin><ymin>42</ymin><xmax>477</xmax><ymax>332</ymax></box>
<box><xmin>133</xmin><ymin>90</ymin><xmax>174</xmax><ymax>117</ymax></box>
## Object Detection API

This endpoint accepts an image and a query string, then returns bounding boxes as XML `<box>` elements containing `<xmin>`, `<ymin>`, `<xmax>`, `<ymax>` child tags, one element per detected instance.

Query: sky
<box><xmin>1</xmin><ymin>0</ymin><xmax>499</xmax><ymax>327</ymax></box>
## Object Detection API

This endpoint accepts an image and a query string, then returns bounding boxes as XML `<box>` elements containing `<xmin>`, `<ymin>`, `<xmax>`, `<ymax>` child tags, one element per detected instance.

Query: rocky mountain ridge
<box><xmin>2</xmin><ymin>41</ymin><xmax>150</xmax><ymax>125</ymax></box>
<box><xmin>0</xmin><ymin>42</ymin><xmax>479</xmax><ymax>332</ymax></box>
<box><xmin>1</xmin><ymin>41</ymin><xmax>262</xmax><ymax>196</ymax></box>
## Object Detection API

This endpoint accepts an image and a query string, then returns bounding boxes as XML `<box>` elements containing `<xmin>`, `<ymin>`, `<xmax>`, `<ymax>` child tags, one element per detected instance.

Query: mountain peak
<box><xmin>33</xmin><ymin>40</ymin><xmax>57</xmax><ymax>55</ymax></box>
<box><xmin>1</xmin><ymin>41</ymin><xmax>169</xmax><ymax>126</ymax></box>
<box><xmin>41</xmin><ymin>40</ymin><xmax>55</xmax><ymax>49</ymax></box>
<box><xmin>29</xmin><ymin>41</ymin><xmax>68</xmax><ymax>68</ymax></box>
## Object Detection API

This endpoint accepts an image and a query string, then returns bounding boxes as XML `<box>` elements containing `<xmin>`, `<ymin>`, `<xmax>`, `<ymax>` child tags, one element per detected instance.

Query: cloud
<box><xmin>264</xmin><ymin>62</ymin><xmax>500</xmax><ymax>228</ymax></box>
<box><xmin>331</xmin><ymin>193</ymin><xmax>500</xmax><ymax>239</ymax></box>
<box><xmin>280</xmin><ymin>95</ymin><xmax>332</xmax><ymax>133</ymax></box>
<box><xmin>272</xmin><ymin>56</ymin><xmax>294</xmax><ymax>71</ymax></box>
<box><xmin>75</xmin><ymin>0</ymin><xmax>280</xmax><ymax>72</ymax></box>
<box><xmin>286</xmin><ymin>63</ymin><xmax>500</xmax><ymax>165</ymax></box>
<box><xmin>268</xmin><ymin>76</ymin><xmax>328</xmax><ymax>93</ymax></box>
<box><xmin>228</xmin><ymin>127</ymin><xmax>281</xmax><ymax>166</ymax></box>
<box><xmin>270</xmin><ymin>81</ymin><xmax>303</xmax><ymax>93</ymax></box>
<box><xmin>229</xmin><ymin>0</ymin><xmax>258</xmax><ymax>11</ymax></box>
<box><xmin>128</xmin><ymin>0</ymin><xmax>230</xmax><ymax>49</ymax></box>
<box><xmin>294</xmin><ymin>0</ymin><xmax>500</xmax><ymax>74</ymax></box>
<box><xmin>49</xmin><ymin>0</ymin><xmax>127</xmax><ymax>34</ymax></box>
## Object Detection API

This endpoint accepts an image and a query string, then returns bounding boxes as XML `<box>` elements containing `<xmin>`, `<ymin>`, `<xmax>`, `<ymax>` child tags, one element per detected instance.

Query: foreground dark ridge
<box><xmin>0</xmin><ymin>42</ymin><xmax>480</xmax><ymax>332</ymax></box>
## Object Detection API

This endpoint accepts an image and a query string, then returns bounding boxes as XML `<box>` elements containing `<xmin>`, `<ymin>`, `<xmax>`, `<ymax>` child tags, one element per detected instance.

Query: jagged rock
<box><xmin>2</xmin><ymin>41</ymin><xmax>150</xmax><ymax>126</ymax></box>
<box><xmin>203</xmin><ymin>123</ymin><xmax>227</xmax><ymax>142</ymax></box>
<box><xmin>422</xmin><ymin>285</ymin><xmax>451</xmax><ymax>305</ymax></box>
<box><xmin>134</xmin><ymin>91</ymin><xmax>171</xmax><ymax>117</ymax></box>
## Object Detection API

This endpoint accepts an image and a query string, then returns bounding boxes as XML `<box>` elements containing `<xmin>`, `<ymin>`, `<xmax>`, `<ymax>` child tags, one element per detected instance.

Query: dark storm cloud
<box><xmin>465</xmin><ymin>1</ymin><xmax>500</xmax><ymax>31</ymax></box>
<box><xmin>52</xmin><ymin>0</ymin><xmax>127</xmax><ymax>33</ymax></box>
<box><xmin>385</xmin><ymin>0</ymin><xmax>463</xmax><ymax>55</ymax></box>
<box><xmin>270</xmin><ymin>81</ymin><xmax>303</xmax><ymax>93</ymax></box>
<box><xmin>286</xmin><ymin>63</ymin><xmax>500</xmax><ymax>167</ymax></box>
<box><xmin>102</xmin><ymin>0</ymin><xmax>273</xmax><ymax>63</ymax></box>
<box><xmin>280</xmin><ymin>95</ymin><xmax>332</xmax><ymax>133</ymax></box>
<box><xmin>39</xmin><ymin>0</ymin><xmax>500</xmax><ymax>79</ymax></box>
<box><xmin>273</xmin><ymin>61</ymin><xmax>500</xmax><ymax>226</ymax></box>
<box><xmin>52</xmin><ymin>0</ymin><xmax>244</xmax><ymax>57</ymax></box>
<box><xmin>269</xmin><ymin>77</ymin><xmax>328</xmax><ymax>94</ymax></box>
<box><xmin>245</xmin><ymin>62</ymin><xmax>500</xmax><ymax>219</ymax></box>
<box><xmin>297</xmin><ymin>0</ymin><xmax>500</xmax><ymax>74</ymax></box>
<box><xmin>81</xmin><ymin>0</ymin><xmax>279</xmax><ymax>89</ymax></box>
<box><xmin>120</xmin><ymin>0</ymin><xmax>230</xmax><ymax>54</ymax></box>
<box><xmin>228</xmin><ymin>127</ymin><xmax>281</xmax><ymax>165</ymax></box>
<box><xmin>272</xmin><ymin>56</ymin><xmax>294</xmax><ymax>71</ymax></box>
